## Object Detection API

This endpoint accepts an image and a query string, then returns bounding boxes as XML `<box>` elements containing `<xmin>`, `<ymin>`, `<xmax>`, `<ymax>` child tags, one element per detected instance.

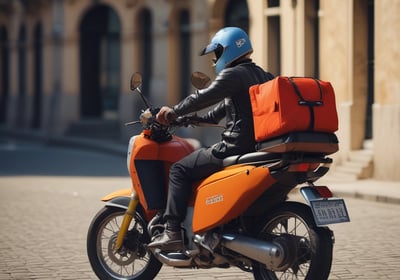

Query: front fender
<box><xmin>101</xmin><ymin>189</ymin><xmax>131</xmax><ymax>202</ymax></box>
<box><xmin>101</xmin><ymin>189</ymin><xmax>131</xmax><ymax>210</ymax></box>
<box><xmin>101</xmin><ymin>189</ymin><xmax>155</xmax><ymax>221</ymax></box>
<box><xmin>105</xmin><ymin>196</ymin><xmax>131</xmax><ymax>210</ymax></box>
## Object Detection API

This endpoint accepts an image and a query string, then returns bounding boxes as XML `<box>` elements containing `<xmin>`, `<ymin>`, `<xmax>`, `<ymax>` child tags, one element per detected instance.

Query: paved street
<box><xmin>1</xmin><ymin>137</ymin><xmax>400</xmax><ymax>279</ymax></box>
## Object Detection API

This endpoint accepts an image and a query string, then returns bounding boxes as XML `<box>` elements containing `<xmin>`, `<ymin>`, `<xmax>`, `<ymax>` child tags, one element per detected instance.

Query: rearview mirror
<box><xmin>130</xmin><ymin>72</ymin><xmax>152</xmax><ymax>108</ymax></box>
<box><xmin>191</xmin><ymin>71</ymin><xmax>211</xmax><ymax>90</ymax></box>
<box><xmin>130</xmin><ymin>72</ymin><xmax>143</xmax><ymax>91</ymax></box>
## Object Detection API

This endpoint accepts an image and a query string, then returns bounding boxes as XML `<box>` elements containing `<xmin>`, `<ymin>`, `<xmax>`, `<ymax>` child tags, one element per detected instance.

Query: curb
<box><xmin>322</xmin><ymin>179</ymin><xmax>400</xmax><ymax>205</ymax></box>
<box><xmin>332</xmin><ymin>190</ymin><xmax>400</xmax><ymax>205</ymax></box>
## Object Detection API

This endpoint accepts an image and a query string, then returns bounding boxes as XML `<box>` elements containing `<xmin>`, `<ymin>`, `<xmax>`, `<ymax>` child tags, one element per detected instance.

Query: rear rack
<box><xmin>267</xmin><ymin>153</ymin><xmax>332</xmax><ymax>184</ymax></box>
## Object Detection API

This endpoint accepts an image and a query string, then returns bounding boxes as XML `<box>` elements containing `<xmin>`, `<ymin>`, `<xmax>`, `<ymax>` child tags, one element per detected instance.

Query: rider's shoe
<box><xmin>147</xmin><ymin>229</ymin><xmax>182</xmax><ymax>251</ymax></box>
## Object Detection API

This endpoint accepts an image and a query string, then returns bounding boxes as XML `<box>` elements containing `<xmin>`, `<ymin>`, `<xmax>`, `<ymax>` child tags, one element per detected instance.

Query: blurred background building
<box><xmin>0</xmin><ymin>0</ymin><xmax>399</xmax><ymax>181</ymax></box>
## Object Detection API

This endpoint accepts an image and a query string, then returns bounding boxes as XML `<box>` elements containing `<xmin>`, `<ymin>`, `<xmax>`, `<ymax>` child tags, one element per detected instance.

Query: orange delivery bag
<box><xmin>249</xmin><ymin>76</ymin><xmax>339</xmax><ymax>142</ymax></box>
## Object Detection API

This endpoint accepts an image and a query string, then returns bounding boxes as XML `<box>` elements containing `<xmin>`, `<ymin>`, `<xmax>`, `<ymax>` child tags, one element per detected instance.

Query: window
<box><xmin>268</xmin><ymin>0</ymin><xmax>280</xmax><ymax>8</ymax></box>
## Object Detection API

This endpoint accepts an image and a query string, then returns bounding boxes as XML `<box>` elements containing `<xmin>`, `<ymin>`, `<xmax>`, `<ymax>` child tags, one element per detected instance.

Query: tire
<box><xmin>87</xmin><ymin>206</ymin><xmax>162</xmax><ymax>280</ymax></box>
<box><xmin>252</xmin><ymin>202</ymin><xmax>334</xmax><ymax>280</ymax></box>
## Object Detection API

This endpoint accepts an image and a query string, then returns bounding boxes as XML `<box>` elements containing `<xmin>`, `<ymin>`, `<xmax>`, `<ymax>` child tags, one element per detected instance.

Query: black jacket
<box><xmin>173</xmin><ymin>59</ymin><xmax>274</xmax><ymax>158</ymax></box>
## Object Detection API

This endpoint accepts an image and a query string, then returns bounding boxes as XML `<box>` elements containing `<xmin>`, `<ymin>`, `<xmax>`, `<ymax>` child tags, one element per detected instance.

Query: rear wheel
<box><xmin>253</xmin><ymin>202</ymin><xmax>334</xmax><ymax>280</ymax></box>
<box><xmin>87</xmin><ymin>207</ymin><xmax>162</xmax><ymax>280</ymax></box>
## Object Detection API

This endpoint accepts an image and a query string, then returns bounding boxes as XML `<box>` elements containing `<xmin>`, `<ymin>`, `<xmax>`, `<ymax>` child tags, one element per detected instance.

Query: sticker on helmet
<box><xmin>235</xmin><ymin>38</ymin><xmax>246</xmax><ymax>48</ymax></box>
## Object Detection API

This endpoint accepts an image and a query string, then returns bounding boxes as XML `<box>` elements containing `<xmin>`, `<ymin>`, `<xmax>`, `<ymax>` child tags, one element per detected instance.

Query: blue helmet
<box><xmin>200</xmin><ymin>27</ymin><xmax>253</xmax><ymax>74</ymax></box>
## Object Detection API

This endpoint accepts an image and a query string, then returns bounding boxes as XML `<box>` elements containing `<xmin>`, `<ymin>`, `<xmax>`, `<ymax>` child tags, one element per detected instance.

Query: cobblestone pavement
<box><xmin>1</xmin><ymin>139</ymin><xmax>400</xmax><ymax>279</ymax></box>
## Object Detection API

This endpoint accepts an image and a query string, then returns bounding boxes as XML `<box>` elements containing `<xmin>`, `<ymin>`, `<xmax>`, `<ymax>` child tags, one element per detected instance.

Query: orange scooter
<box><xmin>87</xmin><ymin>72</ymin><xmax>350</xmax><ymax>280</ymax></box>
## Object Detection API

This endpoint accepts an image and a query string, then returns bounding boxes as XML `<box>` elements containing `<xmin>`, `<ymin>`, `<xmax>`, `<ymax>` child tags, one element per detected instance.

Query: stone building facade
<box><xmin>0</xmin><ymin>0</ymin><xmax>399</xmax><ymax>181</ymax></box>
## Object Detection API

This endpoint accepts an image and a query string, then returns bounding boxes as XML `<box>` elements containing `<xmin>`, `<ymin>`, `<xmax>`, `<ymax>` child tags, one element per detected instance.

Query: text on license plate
<box><xmin>310</xmin><ymin>199</ymin><xmax>350</xmax><ymax>226</ymax></box>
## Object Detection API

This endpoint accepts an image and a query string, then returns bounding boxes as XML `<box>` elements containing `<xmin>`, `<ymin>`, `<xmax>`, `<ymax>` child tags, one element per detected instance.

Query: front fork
<box><xmin>115</xmin><ymin>192</ymin><xmax>139</xmax><ymax>250</ymax></box>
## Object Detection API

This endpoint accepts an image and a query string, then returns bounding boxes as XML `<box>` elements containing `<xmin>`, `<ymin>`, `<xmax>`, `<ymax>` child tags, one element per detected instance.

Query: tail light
<box><xmin>314</xmin><ymin>186</ymin><xmax>333</xmax><ymax>198</ymax></box>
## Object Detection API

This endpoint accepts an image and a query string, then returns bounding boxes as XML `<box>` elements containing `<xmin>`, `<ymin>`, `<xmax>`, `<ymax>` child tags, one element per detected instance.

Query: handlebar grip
<box><xmin>166</xmin><ymin>111</ymin><xmax>177</xmax><ymax>122</ymax></box>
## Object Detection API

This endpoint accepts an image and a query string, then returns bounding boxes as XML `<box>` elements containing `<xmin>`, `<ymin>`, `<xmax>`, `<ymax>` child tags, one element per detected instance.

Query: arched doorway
<box><xmin>79</xmin><ymin>4</ymin><xmax>121</xmax><ymax>119</ymax></box>
<box><xmin>0</xmin><ymin>26</ymin><xmax>9</xmax><ymax>124</ymax></box>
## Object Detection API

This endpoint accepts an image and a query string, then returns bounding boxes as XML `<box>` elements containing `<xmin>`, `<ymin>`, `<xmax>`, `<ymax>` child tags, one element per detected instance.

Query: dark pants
<box><xmin>164</xmin><ymin>147</ymin><xmax>223</xmax><ymax>222</ymax></box>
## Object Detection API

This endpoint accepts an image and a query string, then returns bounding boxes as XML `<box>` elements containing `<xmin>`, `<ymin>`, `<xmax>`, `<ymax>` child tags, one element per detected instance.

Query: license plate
<box><xmin>310</xmin><ymin>198</ymin><xmax>350</xmax><ymax>226</ymax></box>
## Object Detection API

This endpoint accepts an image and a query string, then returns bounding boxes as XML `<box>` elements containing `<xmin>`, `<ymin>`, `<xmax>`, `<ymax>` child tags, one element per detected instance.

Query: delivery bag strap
<box><xmin>287</xmin><ymin>77</ymin><xmax>324</xmax><ymax>131</ymax></box>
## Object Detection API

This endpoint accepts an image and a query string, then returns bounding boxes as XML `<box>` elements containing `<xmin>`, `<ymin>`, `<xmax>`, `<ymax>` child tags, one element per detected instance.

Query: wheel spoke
<box><xmin>95</xmin><ymin>211</ymin><xmax>153</xmax><ymax>277</ymax></box>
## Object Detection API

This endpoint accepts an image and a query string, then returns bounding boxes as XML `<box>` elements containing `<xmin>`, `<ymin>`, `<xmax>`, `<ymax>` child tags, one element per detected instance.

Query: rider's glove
<box><xmin>156</xmin><ymin>106</ymin><xmax>177</xmax><ymax>126</ymax></box>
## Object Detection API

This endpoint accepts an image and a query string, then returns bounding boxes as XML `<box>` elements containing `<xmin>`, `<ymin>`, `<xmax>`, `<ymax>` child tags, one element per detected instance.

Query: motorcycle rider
<box><xmin>148</xmin><ymin>27</ymin><xmax>274</xmax><ymax>250</ymax></box>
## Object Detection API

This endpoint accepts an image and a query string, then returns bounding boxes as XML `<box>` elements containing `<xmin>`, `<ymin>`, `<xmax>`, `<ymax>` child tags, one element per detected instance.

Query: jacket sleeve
<box><xmin>197</xmin><ymin>101</ymin><xmax>226</xmax><ymax>124</ymax></box>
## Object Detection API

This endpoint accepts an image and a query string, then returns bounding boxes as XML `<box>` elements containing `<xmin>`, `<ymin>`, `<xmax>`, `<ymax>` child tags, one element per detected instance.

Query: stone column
<box><xmin>373</xmin><ymin>0</ymin><xmax>400</xmax><ymax>180</ymax></box>
<box><xmin>247</xmin><ymin>0</ymin><xmax>267</xmax><ymax>69</ymax></box>
<box><xmin>319</xmin><ymin>0</ymin><xmax>353</xmax><ymax>165</ymax></box>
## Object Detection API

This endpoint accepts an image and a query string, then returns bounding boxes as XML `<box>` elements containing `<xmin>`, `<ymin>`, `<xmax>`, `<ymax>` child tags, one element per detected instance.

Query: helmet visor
<box><xmin>201</xmin><ymin>44</ymin><xmax>224</xmax><ymax>67</ymax></box>
<box><xmin>200</xmin><ymin>42</ymin><xmax>222</xmax><ymax>56</ymax></box>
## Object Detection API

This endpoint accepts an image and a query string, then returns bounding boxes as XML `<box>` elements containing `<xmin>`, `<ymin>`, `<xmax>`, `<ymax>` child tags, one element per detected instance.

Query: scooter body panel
<box><xmin>128</xmin><ymin>134</ymin><xmax>195</xmax><ymax>214</ymax></box>
<box><xmin>192</xmin><ymin>165</ymin><xmax>277</xmax><ymax>233</ymax></box>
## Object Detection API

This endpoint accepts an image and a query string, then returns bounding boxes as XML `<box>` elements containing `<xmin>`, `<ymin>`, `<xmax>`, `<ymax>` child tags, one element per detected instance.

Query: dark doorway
<box><xmin>365</xmin><ymin>0</ymin><xmax>374</xmax><ymax>139</ymax></box>
<box><xmin>266</xmin><ymin>1</ymin><xmax>281</xmax><ymax>75</ymax></box>
<box><xmin>137</xmin><ymin>8</ymin><xmax>152</xmax><ymax>98</ymax></box>
<box><xmin>224</xmin><ymin>0</ymin><xmax>249</xmax><ymax>33</ymax></box>
<box><xmin>0</xmin><ymin>26</ymin><xmax>9</xmax><ymax>124</ymax></box>
<box><xmin>32</xmin><ymin>23</ymin><xmax>43</xmax><ymax>129</ymax></box>
<box><xmin>17</xmin><ymin>25</ymin><xmax>27</xmax><ymax>127</ymax></box>
<box><xmin>79</xmin><ymin>5</ymin><xmax>121</xmax><ymax>119</ymax></box>
<box><xmin>179</xmin><ymin>10</ymin><xmax>191</xmax><ymax>100</ymax></box>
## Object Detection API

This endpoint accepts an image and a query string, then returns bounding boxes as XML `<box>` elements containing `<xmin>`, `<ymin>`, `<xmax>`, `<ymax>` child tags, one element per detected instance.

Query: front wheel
<box><xmin>253</xmin><ymin>202</ymin><xmax>334</xmax><ymax>280</ymax></box>
<box><xmin>87</xmin><ymin>206</ymin><xmax>162</xmax><ymax>280</ymax></box>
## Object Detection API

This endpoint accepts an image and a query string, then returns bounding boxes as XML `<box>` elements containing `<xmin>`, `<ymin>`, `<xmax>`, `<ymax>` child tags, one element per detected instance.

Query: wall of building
<box><xmin>0</xmin><ymin>0</ymin><xmax>399</xmax><ymax>181</ymax></box>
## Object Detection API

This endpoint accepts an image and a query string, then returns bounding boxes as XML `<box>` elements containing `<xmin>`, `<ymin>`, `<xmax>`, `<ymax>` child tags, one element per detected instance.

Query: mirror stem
<box><xmin>136</xmin><ymin>87</ymin><xmax>152</xmax><ymax>108</ymax></box>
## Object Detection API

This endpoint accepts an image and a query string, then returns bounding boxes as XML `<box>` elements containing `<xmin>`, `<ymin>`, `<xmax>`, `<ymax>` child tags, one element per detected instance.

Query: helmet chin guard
<box><xmin>200</xmin><ymin>27</ymin><xmax>253</xmax><ymax>74</ymax></box>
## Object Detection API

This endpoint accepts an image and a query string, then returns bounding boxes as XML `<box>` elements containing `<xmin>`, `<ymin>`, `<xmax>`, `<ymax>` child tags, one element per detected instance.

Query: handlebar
<box><xmin>125</xmin><ymin>108</ymin><xmax>223</xmax><ymax>142</ymax></box>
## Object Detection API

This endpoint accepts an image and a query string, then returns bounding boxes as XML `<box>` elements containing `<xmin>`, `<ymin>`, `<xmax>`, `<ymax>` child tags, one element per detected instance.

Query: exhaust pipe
<box><xmin>221</xmin><ymin>233</ymin><xmax>285</xmax><ymax>270</ymax></box>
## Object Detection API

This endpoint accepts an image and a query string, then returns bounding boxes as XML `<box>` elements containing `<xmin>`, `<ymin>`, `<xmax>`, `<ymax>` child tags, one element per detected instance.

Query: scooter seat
<box><xmin>223</xmin><ymin>152</ymin><xmax>281</xmax><ymax>167</ymax></box>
